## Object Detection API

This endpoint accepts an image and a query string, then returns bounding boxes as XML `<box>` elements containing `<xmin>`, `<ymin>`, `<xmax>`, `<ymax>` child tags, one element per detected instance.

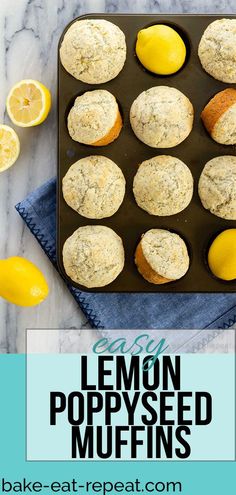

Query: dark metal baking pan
<box><xmin>57</xmin><ymin>13</ymin><xmax>236</xmax><ymax>293</ymax></box>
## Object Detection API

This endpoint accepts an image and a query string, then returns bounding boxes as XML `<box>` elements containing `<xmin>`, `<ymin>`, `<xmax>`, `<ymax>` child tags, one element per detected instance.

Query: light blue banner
<box><xmin>26</xmin><ymin>353</ymin><xmax>235</xmax><ymax>461</ymax></box>
<box><xmin>0</xmin><ymin>356</ymin><xmax>235</xmax><ymax>495</ymax></box>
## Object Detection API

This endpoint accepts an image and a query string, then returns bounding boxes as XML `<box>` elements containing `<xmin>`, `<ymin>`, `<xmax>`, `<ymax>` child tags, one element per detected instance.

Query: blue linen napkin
<box><xmin>15</xmin><ymin>178</ymin><xmax>236</xmax><ymax>331</ymax></box>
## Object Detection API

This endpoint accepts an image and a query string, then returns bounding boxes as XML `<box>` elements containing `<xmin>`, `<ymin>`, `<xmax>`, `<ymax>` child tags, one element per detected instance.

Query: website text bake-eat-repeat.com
<box><xmin>0</xmin><ymin>478</ymin><xmax>182</xmax><ymax>494</ymax></box>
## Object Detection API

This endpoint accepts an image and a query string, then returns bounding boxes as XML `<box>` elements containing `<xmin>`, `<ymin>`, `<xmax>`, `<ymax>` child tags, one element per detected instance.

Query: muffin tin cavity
<box><xmin>135</xmin><ymin>226</ymin><xmax>193</xmax><ymax>285</ymax></box>
<box><xmin>203</xmin><ymin>229</ymin><xmax>236</xmax><ymax>285</ymax></box>
<box><xmin>59</xmin><ymin>18</ymin><xmax>127</xmax><ymax>84</ymax></box>
<box><xmin>58</xmin><ymin>14</ymin><xmax>236</xmax><ymax>293</ymax></box>
<box><xmin>134</xmin><ymin>21</ymin><xmax>191</xmax><ymax>77</ymax></box>
<box><xmin>65</xmin><ymin>88</ymin><xmax>124</xmax><ymax>147</ymax></box>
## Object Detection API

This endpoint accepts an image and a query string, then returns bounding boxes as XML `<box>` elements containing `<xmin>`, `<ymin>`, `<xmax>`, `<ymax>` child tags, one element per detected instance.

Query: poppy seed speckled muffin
<box><xmin>198</xmin><ymin>156</ymin><xmax>236</xmax><ymax>220</ymax></box>
<box><xmin>198</xmin><ymin>19</ymin><xmax>236</xmax><ymax>83</ymax></box>
<box><xmin>67</xmin><ymin>90</ymin><xmax>122</xmax><ymax>146</ymax></box>
<box><xmin>62</xmin><ymin>156</ymin><xmax>125</xmax><ymax>219</ymax></box>
<box><xmin>63</xmin><ymin>225</ymin><xmax>125</xmax><ymax>288</ymax></box>
<box><xmin>135</xmin><ymin>229</ymin><xmax>190</xmax><ymax>284</ymax></box>
<box><xmin>133</xmin><ymin>155</ymin><xmax>193</xmax><ymax>216</ymax></box>
<box><xmin>130</xmin><ymin>86</ymin><xmax>194</xmax><ymax>148</ymax></box>
<box><xmin>60</xmin><ymin>19</ymin><xmax>127</xmax><ymax>84</ymax></box>
<box><xmin>201</xmin><ymin>88</ymin><xmax>236</xmax><ymax>145</ymax></box>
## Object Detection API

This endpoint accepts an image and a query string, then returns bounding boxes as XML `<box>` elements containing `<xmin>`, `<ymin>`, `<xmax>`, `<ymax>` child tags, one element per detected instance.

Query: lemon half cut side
<box><xmin>0</xmin><ymin>124</ymin><xmax>20</xmax><ymax>172</ymax></box>
<box><xmin>6</xmin><ymin>79</ymin><xmax>51</xmax><ymax>127</ymax></box>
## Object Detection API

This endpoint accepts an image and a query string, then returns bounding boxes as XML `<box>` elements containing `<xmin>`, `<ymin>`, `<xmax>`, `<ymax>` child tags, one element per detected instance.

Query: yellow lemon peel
<box><xmin>136</xmin><ymin>24</ymin><xmax>186</xmax><ymax>75</ymax></box>
<box><xmin>208</xmin><ymin>229</ymin><xmax>236</xmax><ymax>281</ymax></box>
<box><xmin>0</xmin><ymin>257</ymin><xmax>49</xmax><ymax>306</ymax></box>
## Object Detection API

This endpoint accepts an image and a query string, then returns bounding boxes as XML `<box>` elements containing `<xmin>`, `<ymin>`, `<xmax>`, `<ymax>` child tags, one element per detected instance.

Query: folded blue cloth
<box><xmin>15</xmin><ymin>178</ymin><xmax>236</xmax><ymax>330</ymax></box>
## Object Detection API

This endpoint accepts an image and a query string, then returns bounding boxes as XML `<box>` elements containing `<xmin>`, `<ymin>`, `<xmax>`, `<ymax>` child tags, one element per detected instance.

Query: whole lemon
<box><xmin>208</xmin><ymin>229</ymin><xmax>236</xmax><ymax>281</ymax></box>
<box><xmin>136</xmin><ymin>24</ymin><xmax>187</xmax><ymax>75</ymax></box>
<box><xmin>0</xmin><ymin>257</ymin><xmax>49</xmax><ymax>306</ymax></box>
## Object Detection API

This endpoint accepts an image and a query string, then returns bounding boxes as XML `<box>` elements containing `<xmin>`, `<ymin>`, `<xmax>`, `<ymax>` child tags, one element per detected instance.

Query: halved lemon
<box><xmin>6</xmin><ymin>79</ymin><xmax>51</xmax><ymax>127</ymax></box>
<box><xmin>0</xmin><ymin>124</ymin><xmax>20</xmax><ymax>172</ymax></box>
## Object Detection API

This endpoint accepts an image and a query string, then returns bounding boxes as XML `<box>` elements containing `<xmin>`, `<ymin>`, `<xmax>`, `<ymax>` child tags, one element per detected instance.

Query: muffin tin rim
<box><xmin>57</xmin><ymin>13</ymin><xmax>236</xmax><ymax>293</ymax></box>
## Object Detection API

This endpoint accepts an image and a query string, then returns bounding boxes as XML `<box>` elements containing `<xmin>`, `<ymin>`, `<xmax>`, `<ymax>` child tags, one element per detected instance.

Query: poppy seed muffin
<box><xmin>133</xmin><ymin>155</ymin><xmax>193</xmax><ymax>216</ymax></box>
<box><xmin>198</xmin><ymin>156</ymin><xmax>236</xmax><ymax>220</ymax></box>
<box><xmin>198</xmin><ymin>19</ymin><xmax>236</xmax><ymax>83</ymax></box>
<box><xmin>60</xmin><ymin>19</ymin><xmax>126</xmax><ymax>84</ymax></box>
<box><xmin>201</xmin><ymin>88</ymin><xmax>236</xmax><ymax>145</ymax></box>
<box><xmin>62</xmin><ymin>156</ymin><xmax>125</xmax><ymax>219</ymax></box>
<box><xmin>68</xmin><ymin>90</ymin><xmax>122</xmax><ymax>146</ymax></box>
<box><xmin>63</xmin><ymin>225</ymin><xmax>125</xmax><ymax>288</ymax></box>
<box><xmin>135</xmin><ymin>229</ymin><xmax>190</xmax><ymax>284</ymax></box>
<box><xmin>130</xmin><ymin>86</ymin><xmax>194</xmax><ymax>148</ymax></box>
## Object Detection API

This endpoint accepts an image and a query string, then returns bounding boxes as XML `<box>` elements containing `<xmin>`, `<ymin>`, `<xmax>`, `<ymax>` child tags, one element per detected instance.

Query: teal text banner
<box><xmin>26</xmin><ymin>354</ymin><xmax>235</xmax><ymax>461</ymax></box>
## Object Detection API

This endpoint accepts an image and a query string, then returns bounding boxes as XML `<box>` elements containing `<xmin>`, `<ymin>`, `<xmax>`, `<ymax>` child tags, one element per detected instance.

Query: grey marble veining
<box><xmin>0</xmin><ymin>0</ymin><xmax>235</xmax><ymax>353</ymax></box>
<box><xmin>104</xmin><ymin>0</ymin><xmax>236</xmax><ymax>13</ymax></box>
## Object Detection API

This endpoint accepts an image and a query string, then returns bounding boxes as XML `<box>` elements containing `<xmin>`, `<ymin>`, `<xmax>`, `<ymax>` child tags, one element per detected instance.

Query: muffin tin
<box><xmin>57</xmin><ymin>14</ymin><xmax>236</xmax><ymax>293</ymax></box>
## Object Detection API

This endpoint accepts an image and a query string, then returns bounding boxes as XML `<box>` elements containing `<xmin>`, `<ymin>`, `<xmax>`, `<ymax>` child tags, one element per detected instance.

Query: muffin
<box><xmin>59</xmin><ymin>19</ymin><xmax>126</xmax><ymax>84</ymax></box>
<box><xmin>133</xmin><ymin>155</ymin><xmax>193</xmax><ymax>216</ymax></box>
<box><xmin>198</xmin><ymin>19</ymin><xmax>236</xmax><ymax>83</ymax></box>
<box><xmin>63</xmin><ymin>225</ymin><xmax>125</xmax><ymax>288</ymax></box>
<box><xmin>136</xmin><ymin>24</ymin><xmax>186</xmax><ymax>75</ymax></box>
<box><xmin>130</xmin><ymin>86</ymin><xmax>194</xmax><ymax>148</ymax></box>
<box><xmin>208</xmin><ymin>229</ymin><xmax>236</xmax><ymax>281</ymax></box>
<box><xmin>68</xmin><ymin>90</ymin><xmax>122</xmax><ymax>146</ymax></box>
<box><xmin>135</xmin><ymin>229</ymin><xmax>190</xmax><ymax>284</ymax></box>
<box><xmin>62</xmin><ymin>156</ymin><xmax>125</xmax><ymax>219</ymax></box>
<box><xmin>201</xmin><ymin>88</ymin><xmax>236</xmax><ymax>145</ymax></box>
<box><xmin>198</xmin><ymin>156</ymin><xmax>236</xmax><ymax>220</ymax></box>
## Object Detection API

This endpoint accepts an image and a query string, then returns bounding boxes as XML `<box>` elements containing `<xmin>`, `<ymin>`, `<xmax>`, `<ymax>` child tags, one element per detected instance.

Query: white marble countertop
<box><xmin>0</xmin><ymin>0</ymin><xmax>235</xmax><ymax>353</ymax></box>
